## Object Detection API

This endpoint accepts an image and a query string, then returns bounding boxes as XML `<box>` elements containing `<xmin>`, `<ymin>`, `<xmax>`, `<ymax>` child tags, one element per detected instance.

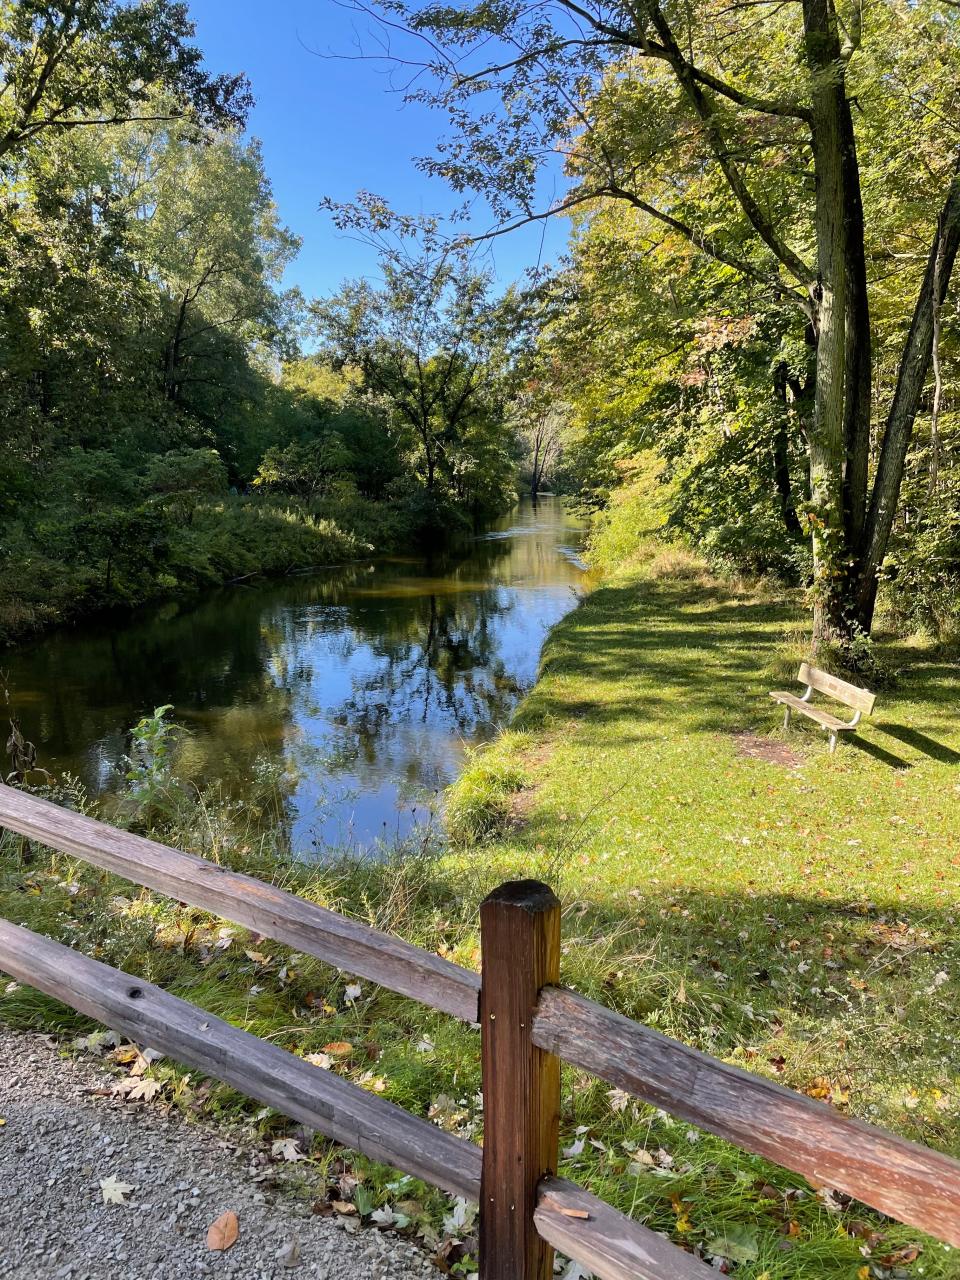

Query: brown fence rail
<box><xmin>1</xmin><ymin>784</ymin><xmax>958</xmax><ymax>1280</ymax></box>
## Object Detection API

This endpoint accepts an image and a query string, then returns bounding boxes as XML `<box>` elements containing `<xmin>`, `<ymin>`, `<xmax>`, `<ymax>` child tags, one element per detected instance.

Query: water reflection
<box><xmin>4</xmin><ymin>497</ymin><xmax>587</xmax><ymax>851</ymax></box>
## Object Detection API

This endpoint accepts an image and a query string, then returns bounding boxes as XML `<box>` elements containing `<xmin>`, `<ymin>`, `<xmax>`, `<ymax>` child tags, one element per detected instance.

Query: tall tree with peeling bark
<box><xmin>363</xmin><ymin>0</ymin><xmax>960</xmax><ymax>646</ymax></box>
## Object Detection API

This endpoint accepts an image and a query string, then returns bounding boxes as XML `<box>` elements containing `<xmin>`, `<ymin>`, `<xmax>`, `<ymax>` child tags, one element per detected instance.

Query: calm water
<box><xmin>4</xmin><ymin>498</ymin><xmax>587</xmax><ymax>852</ymax></box>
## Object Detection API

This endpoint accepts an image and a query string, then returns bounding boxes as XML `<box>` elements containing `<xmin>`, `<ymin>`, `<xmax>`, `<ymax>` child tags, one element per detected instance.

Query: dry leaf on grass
<box><xmin>207</xmin><ymin>1210</ymin><xmax>240</xmax><ymax>1251</ymax></box>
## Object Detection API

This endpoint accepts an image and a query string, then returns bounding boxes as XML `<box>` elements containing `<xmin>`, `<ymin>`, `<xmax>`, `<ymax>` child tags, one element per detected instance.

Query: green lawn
<box><xmin>2</xmin><ymin>543</ymin><xmax>958</xmax><ymax>1278</ymax></box>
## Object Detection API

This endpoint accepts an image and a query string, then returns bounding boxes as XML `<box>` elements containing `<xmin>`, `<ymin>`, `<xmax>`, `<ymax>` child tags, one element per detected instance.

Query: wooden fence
<box><xmin>0</xmin><ymin>783</ymin><xmax>958</xmax><ymax>1279</ymax></box>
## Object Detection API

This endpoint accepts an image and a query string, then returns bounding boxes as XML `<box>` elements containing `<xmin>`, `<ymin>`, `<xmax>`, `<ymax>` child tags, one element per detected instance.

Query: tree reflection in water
<box><xmin>4</xmin><ymin>498</ymin><xmax>586</xmax><ymax>852</ymax></box>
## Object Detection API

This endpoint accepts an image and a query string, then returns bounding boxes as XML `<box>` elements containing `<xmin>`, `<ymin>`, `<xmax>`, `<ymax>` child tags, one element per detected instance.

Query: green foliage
<box><xmin>586</xmin><ymin>455</ymin><xmax>673</xmax><ymax>573</ymax></box>
<box><xmin>122</xmin><ymin>704</ymin><xmax>184</xmax><ymax>822</ymax></box>
<box><xmin>313</xmin><ymin>224</ymin><xmax>519</xmax><ymax>521</ymax></box>
<box><xmin>881</xmin><ymin>421</ymin><xmax>960</xmax><ymax>637</ymax></box>
<box><xmin>0</xmin><ymin>0</ymin><xmax>252</xmax><ymax>168</ymax></box>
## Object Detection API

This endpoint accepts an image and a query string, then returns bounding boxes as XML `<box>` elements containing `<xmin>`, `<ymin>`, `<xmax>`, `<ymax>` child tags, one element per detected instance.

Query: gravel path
<box><xmin>0</xmin><ymin>1030</ymin><xmax>438</xmax><ymax>1280</ymax></box>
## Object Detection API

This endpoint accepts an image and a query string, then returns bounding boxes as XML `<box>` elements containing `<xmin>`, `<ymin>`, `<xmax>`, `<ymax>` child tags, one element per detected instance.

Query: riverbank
<box><xmin>0</xmin><ymin>489</ymin><xmax>460</xmax><ymax>647</ymax></box>
<box><xmin>1</xmin><ymin>540</ymin><xmax>959</xmax><ymax>1276</ymax></box>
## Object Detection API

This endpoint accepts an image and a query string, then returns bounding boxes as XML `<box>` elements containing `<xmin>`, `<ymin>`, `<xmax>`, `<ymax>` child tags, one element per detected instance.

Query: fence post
<box><xmin>479</xmin><ymin>879</ymin><xmax>561</xmax><ymax>1280</ymax></box>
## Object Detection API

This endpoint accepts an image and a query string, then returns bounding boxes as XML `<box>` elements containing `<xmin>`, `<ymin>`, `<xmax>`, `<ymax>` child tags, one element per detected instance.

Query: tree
<box><xmin>119</xmin><ymin>122</ymin><xmax>300</xmax><ymax>415</ymax></box>
<box><xmin>312</xmin><ymin>219</ymin><xmax>514</xmax><ymax>512</ymax></box>
<box><xmin>364</xmin><ymin>0</ymin><xmax>960</xmax><ymax>646</ymax></box>
<box><xmin>511</xmin><ymin>377</ymin><xmax>564</xmax><ymax>496</ymax></box>
<box><xmin>0</xmin><ymin>0</ymin><xmax>250</xmax><ymax>166</ymax></box>
<box><xmin>541</xmin><ymin>205</ymin><xmax>810</xmax><ymax>572</ymax></box>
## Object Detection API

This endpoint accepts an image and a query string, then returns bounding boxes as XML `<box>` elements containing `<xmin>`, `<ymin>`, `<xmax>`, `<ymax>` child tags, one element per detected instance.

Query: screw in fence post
<box><xmin>479</xmin><ymin>880</ymin><xmax>561</xmax><ymax>1280</ymax></box>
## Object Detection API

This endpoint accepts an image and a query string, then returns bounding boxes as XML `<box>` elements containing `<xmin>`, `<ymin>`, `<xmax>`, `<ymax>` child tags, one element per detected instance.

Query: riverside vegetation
<box><xmin>2</xmin><ymin>473</ymin><xmax>958</xmax><ymax>1278</ymax></box>
<box><xmin>3</xmin><ymin>3</ymin><xmax>960</xmax><ymax>1277</ymax></box>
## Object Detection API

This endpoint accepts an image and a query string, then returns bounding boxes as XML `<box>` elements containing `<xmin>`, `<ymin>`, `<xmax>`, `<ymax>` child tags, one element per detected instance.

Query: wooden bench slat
<box><xmin>799</xmin><ymin>663</ymin><xmax>876</xmax><ymax>714</ymax></box>
<box><xmin>532</xmin><ymin>986</ymin><xmax>960</xmax><ymax>1248</ymax></box>
<box><xmin>770</xmin><ymin>692</ymin><xmax>856</xmax><ymax>730</ymax></box>
<box><xmin>535</xmin><ymin>1176</ymin><xmax>713</xmax><ymax>1280</ymax></box>
<box><xmin>0</xmin><ymin>917</ymin><xmax>483</xmax><ymax>1201</ymax></box>
<box><xmin>0</xmin><ymin>785</ymin><xmax>481</xmax><ymax>1023</ymax></box>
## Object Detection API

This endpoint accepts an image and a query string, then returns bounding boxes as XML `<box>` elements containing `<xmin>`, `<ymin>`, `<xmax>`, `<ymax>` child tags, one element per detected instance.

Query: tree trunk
<box><xmin>838</xmin><ymin>94</ymin><xmax>872</xmax><ymax>549</ymax></box>
<box><xmin>772</xmin><ymin>365</ymin><xmax>804</xmax><ymax>540</ymax></box>
<box><xmin>853</xmin><ymin>167</ymin><xmax>960</xmax><ymax>630</ymax></box>
<box><xmin>164</xmin><ymin>296</ymin><xmax>190</xmax><ymax>404</ymax></box>
<box><xmin>803</xmin><ymin>0</ymin><xmax>852</xmax><ymax>649</ymax></box>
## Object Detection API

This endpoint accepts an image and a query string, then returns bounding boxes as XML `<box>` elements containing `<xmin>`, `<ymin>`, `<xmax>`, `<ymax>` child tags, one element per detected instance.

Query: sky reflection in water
<box><xmin>5</xmin><ymin>498</ymin><xmax>586</xmax><ymax>853</ymax></box>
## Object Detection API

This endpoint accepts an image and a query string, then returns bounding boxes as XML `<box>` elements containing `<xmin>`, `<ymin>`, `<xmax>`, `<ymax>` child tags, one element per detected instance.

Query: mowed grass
<box><xmin>1</xmin><ymin>542</ymin><xmax>959</xmax><ymax>1277</ymax></box>
<box><xmin>443</xmin><ymin>545</ymin><xmax>960</xmax><ymax>1277</ymax></box>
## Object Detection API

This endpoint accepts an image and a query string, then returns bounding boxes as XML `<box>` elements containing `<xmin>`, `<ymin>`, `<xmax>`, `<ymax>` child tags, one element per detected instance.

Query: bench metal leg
<box><xmin>783</xmin><ymin>707</ymin><xmax>791</xmax><ymax>731</ymax></box>
<box><xmin>829</xmin><ymin>732</ymin><xmax>838</xmax><ymax>754</ymax></box>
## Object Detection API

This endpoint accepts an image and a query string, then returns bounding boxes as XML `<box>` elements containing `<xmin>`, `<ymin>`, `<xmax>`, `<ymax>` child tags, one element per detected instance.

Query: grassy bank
<box><xmin>0</xmin><ymin>489</ymin><xmax>425</xmax><ymax>645</ymax></box>
<box><xmin>1</xmin><ymin>539</ymin><xmax>959</xmax><ymax>1276</ymax></box>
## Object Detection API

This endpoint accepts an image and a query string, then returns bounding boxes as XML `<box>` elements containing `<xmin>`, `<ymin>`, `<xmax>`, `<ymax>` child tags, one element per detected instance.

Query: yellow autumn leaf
<box><xmin>670</xmin><ymin>1193</ymin><xmax>693</xmax><ymax>1233</ymax></box>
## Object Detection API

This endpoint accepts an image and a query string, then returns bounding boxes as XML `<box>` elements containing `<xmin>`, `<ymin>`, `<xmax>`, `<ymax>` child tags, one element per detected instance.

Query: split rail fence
<box><xmin>0</xmin><ymin>784</ymin><xmax>958</xmax><ymax>1279</ymax></box>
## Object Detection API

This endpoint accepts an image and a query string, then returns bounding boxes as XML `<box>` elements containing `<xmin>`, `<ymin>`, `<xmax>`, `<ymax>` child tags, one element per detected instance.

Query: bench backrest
<box><xmin>797</xmin><ymin>662</ymin><xmax>876</xmax><ymax>715</ymax></box>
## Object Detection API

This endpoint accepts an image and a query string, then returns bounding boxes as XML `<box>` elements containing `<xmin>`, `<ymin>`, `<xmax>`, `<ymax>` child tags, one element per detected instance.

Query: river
<box><xmin>3</xmin><ymin>497</ymin><xmax>587</xmax><ymax>853</ymax></box>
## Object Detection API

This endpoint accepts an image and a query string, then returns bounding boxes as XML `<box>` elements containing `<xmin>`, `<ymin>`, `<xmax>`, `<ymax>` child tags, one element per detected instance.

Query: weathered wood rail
<box><xmin>1</xmin><ymin>784</ymin><xmax>958</xmax><ymax>1280</ymax></box>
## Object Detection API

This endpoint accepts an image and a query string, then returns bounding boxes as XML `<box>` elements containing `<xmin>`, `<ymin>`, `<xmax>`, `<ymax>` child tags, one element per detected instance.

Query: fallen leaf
<box><xmin>276</xmin><ymin>1239</ymin><xmax>300</xmax><ymax>1268</ymax></box>
<box><xmin>321</xmin><ymin>1041</ymin><xmax>353</xmax><ymax>1056</ymax></box>
<box><xmin>272</xmin><ymin>1137</ymin><xmax>306</xmax><ymax>1162</ymax></box>
<box><xmin>112</xmin><ymin>1075</ymin><xmax>162</xmax><ymax>1102</ymax></box>
<box><xmin>331</xmin><ymin>1200</ymin><xmax>356</xmax><ymax>1215</ymax></box>
<box><xmin>560</xmin><ymin>1264</ymin><xmax>591</xmax><ymax>1280</ymax></box>
<box><xmin>442</xmin><ymin>1196</ymin><xmax>477</xmax><ymax>1236</ymax></box>
<box><xmin>880</xmin><ymin>1245</ymin><xmax>921</xmax><ymax>1266</ymax></box>
<box><xmin>99</xmin><ymin>1176</ymin><xmax>134</xmax><ymax>1205</ymax></box>
<box><xmin>670</xmin><ymin>1193</ymin><xmax>693</xmax><ymax>1233</ymax></box>
<box><xmin>708</xmin><ymin>1225</ymin><xmax>759</xmax><ymax>1263</ymax></box>
<box><xmin>541</xmin><ymin>1196</ymin><xmax>590</xmax><ymax>1219</ymax></box>
<box><xmin>111</xmin><ymin>1045</ymin><xmax>140</xmax><ymax>1065</ymax></box>
<box><xmin>305</xmin><ymin>1052</ymin><xmax>332</xmax><ymax>1070</ymax></box>
<box><xmin>207</xmin><ymin>1210</ymin><xmax>240</xmax><ymax>1251</ymax></box>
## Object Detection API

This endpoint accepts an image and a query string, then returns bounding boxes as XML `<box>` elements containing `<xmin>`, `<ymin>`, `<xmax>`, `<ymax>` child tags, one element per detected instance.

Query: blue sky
<box><xmin>188</xmin><ymin>0</ymin><xmax>571</xmax><ymax>299</ymax></box>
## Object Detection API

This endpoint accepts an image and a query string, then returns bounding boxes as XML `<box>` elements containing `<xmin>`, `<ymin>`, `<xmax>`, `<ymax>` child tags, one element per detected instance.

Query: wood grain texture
<box><xmin>0</xmin><ymin>785</ymin><xmax>480</xmax><ymax>1022</ymax></box>
<box><xmin>535</xmin><ymin>1177</ymin><xmax>714</xmax><ymax>1280</ymax></box>
<box><xmin>480</xmin><ymin>881</ymin><xmax>561</xmax><ymax>1280</ymax></box>
<box><xmin>533</xmin><ymin>986</ymin><xmax>960</xmax><ymax>1247</ymax></box>
<box><xmin>798</xmin><ymin>662</ymin><xmax>876</xmax><ymax>713</ymax></box>
<box><xmin>0</xmin><ymin>917</ymin><xmax>483</xmax><ymax>1201</ymax></box>
<box><xmin>769</xmin><ymin>692</ymin><xmax>854</xmax><ymax>730</ymax></box>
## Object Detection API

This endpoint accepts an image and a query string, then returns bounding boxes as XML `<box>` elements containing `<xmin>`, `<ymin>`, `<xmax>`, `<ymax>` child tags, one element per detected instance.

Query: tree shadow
<box><xmin>874</xmin><ymin>723</ymin><xmax>960</xmax><ymax>765</ymax></box>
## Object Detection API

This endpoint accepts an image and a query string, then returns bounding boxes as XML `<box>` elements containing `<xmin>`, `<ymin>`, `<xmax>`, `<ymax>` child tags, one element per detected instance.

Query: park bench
<box><xmin>770</xmin><ymin>661</ymin><xmax>876</xmax><ymax>753</ymax></box>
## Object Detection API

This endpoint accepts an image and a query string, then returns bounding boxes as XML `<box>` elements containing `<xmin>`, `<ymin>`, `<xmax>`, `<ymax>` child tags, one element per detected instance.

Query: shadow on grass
<box><xmin>560</xmin><ymin>886</ymin><xmax>958</xmax><ymax>1119</ymax></box>
<box><xmin>521</xmin><ymin>578</ymin><xmax>797</xmax><ymax>737</ymax></box>
<box><xmin>848</xmin><ymin>735</ymin><xmax>912</xmax><ymax>770</ymax></box>
<box><xmin>874</xmin><ymin>723</ymin><xmax>960</xmax><ymax>765</ymax></box>
<box><xmin>525</xmin><ymin>578</ymin><xmax>960</xmax><ymax>769</ymax></box>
